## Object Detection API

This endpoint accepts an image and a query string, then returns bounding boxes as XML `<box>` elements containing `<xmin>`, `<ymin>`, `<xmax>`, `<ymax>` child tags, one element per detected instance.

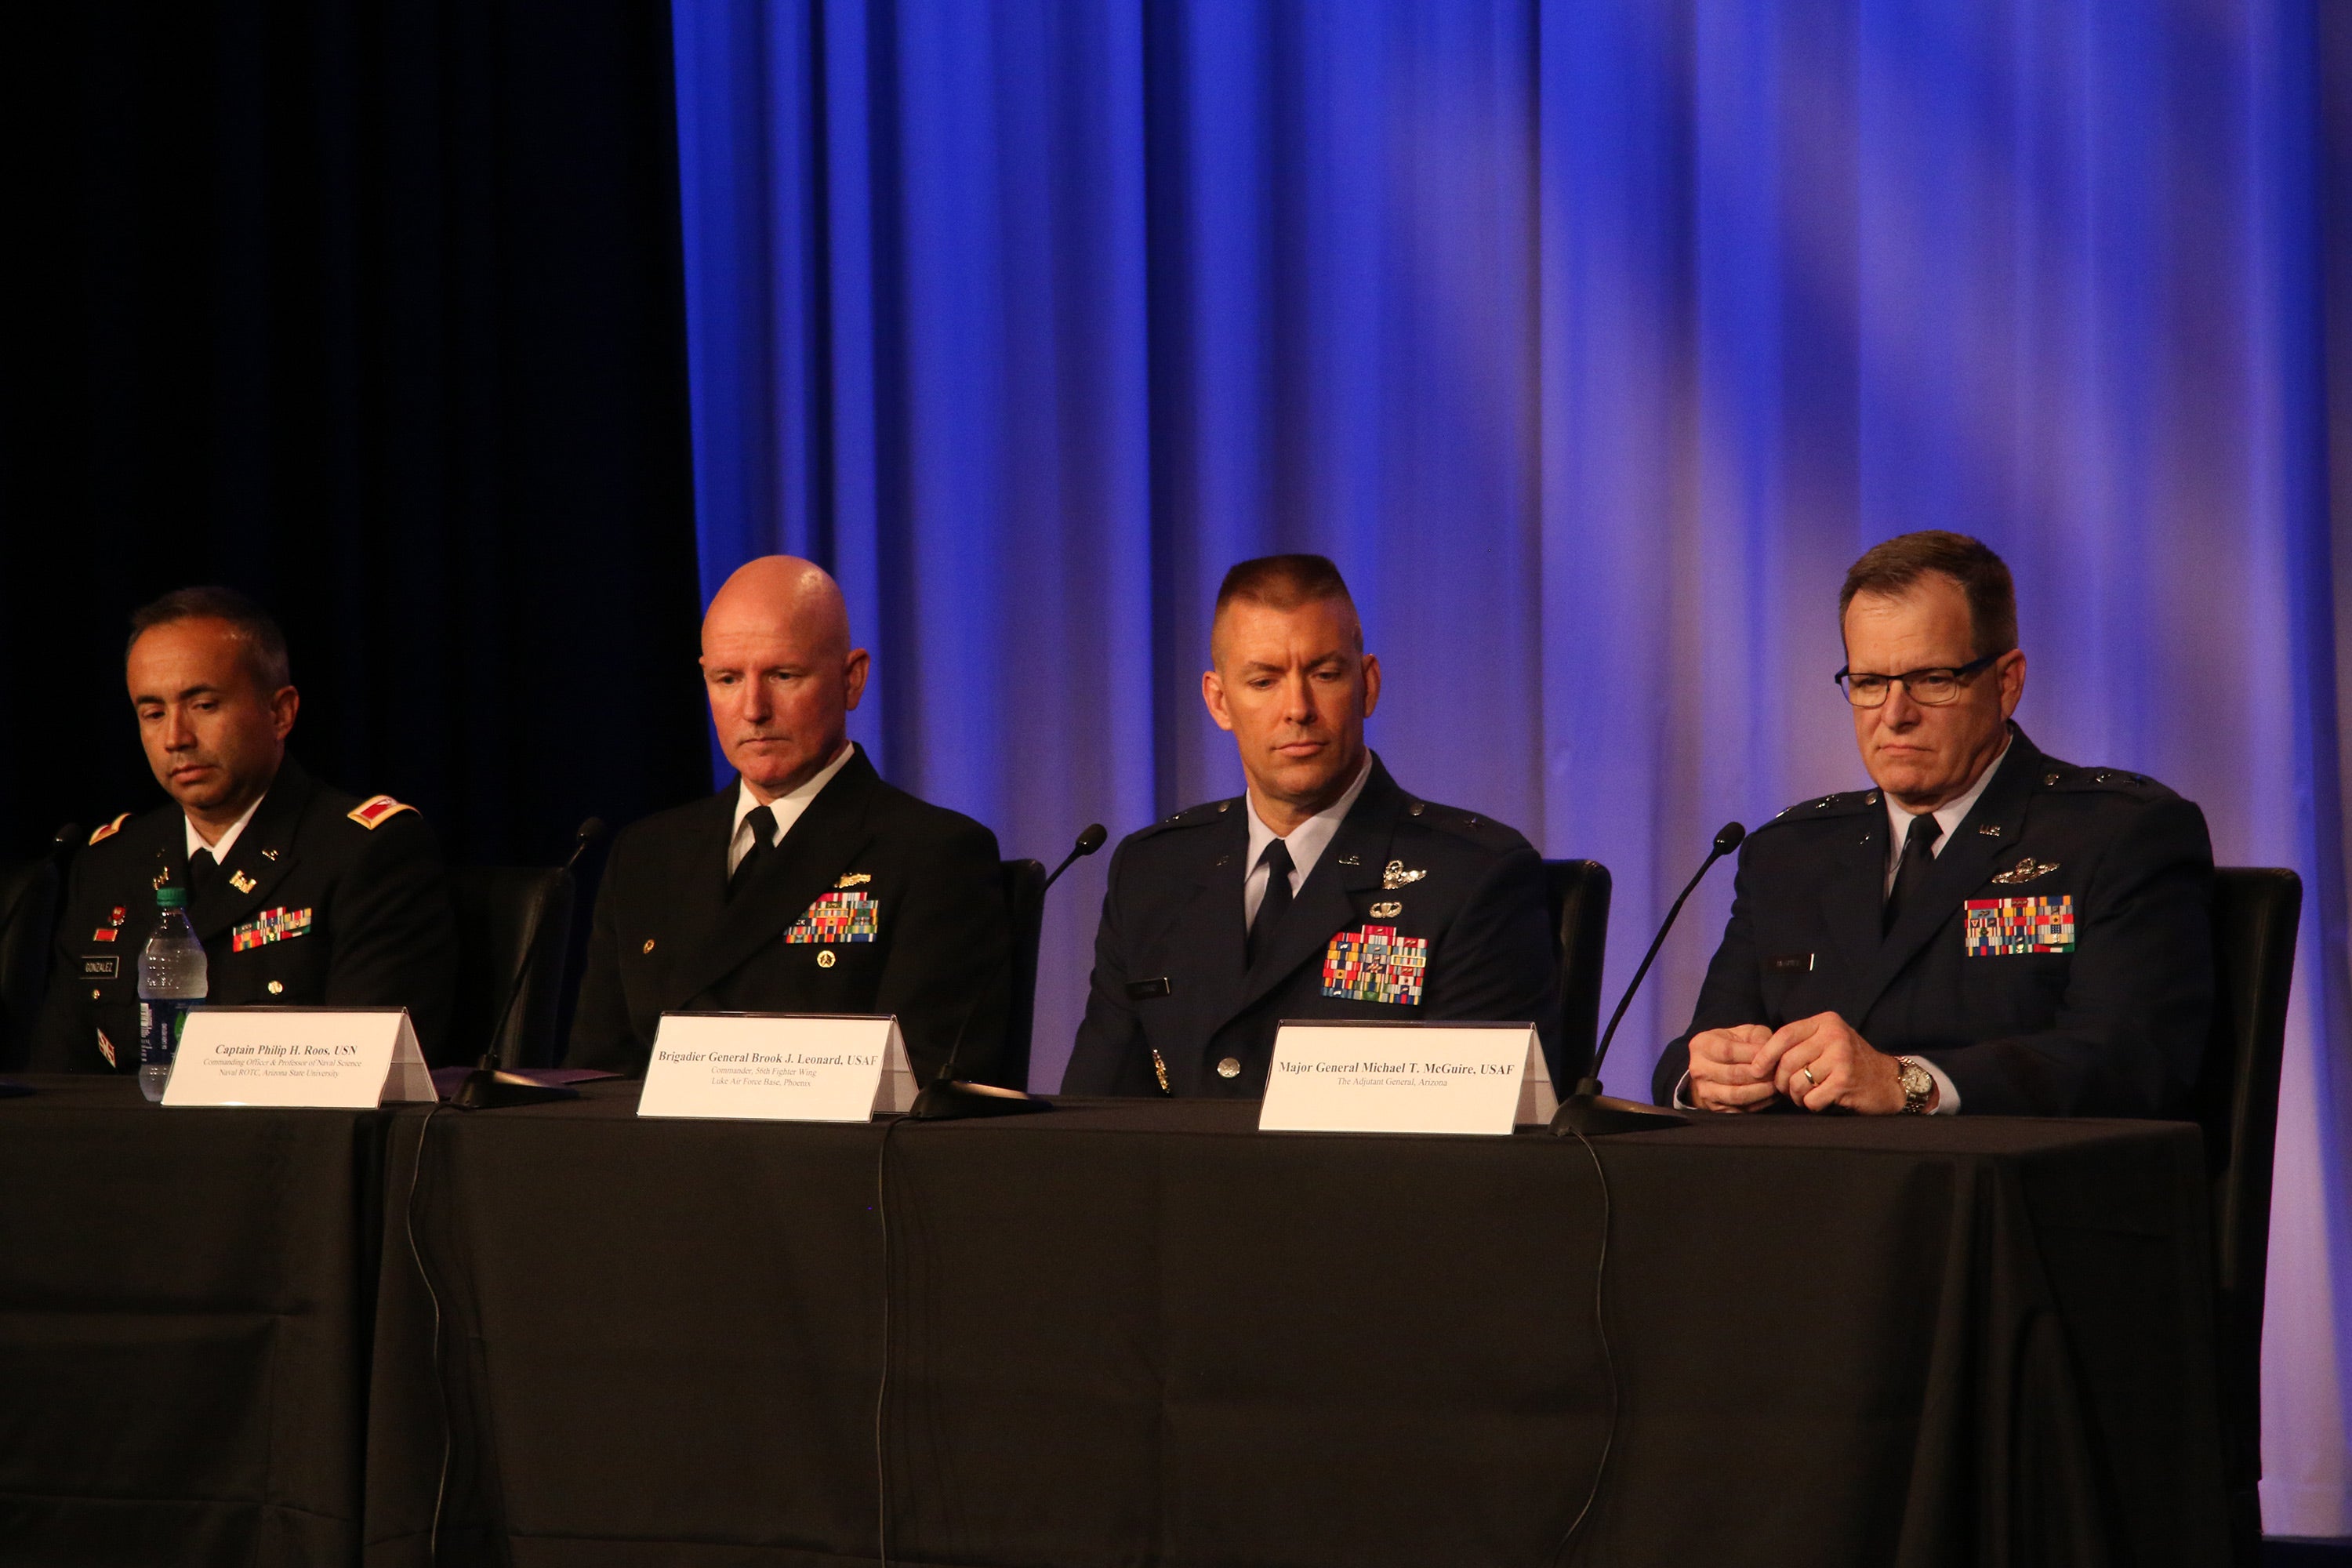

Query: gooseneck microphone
<box><xmin>1550</xmin><ymin>821</ymin><xmax>1744</xmax><ymax>1137</ymax></box>
<box><xmin>1043</xmin><ymin>823</ymin><xmax>1108</xmax><ymax>892</ymax></box>
<box><xmin>452</xmin><ymin>817</ymin><xmax>607</xmax><ymax>1111</ymax></box>
<box><xmin>907</xmin><ymin>822</ymin><xmax>1106</xmax><ymax>1121</ymax></box>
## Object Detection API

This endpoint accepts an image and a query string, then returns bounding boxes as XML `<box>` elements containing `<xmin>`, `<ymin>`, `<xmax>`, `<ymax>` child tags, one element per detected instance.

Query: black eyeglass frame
<box><xmin>1832</xmin><ymin>652</ymin><xmax>2002</xmax><ymax>708</ymax></box>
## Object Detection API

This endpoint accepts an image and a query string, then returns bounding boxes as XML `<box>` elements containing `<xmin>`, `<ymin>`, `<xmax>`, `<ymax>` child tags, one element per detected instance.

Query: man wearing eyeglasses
<box><xmin>1654</xmin><ymin>530</ymin><xmax>2213</xmax><ymax>1117</ymax></box>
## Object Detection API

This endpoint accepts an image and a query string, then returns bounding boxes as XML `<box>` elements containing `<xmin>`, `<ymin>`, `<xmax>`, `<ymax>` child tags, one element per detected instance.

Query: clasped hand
<box><xmin>1684</xmin><ymin>1012</ymin><xmax>1917</xmax><ymax>1115</ymax></box>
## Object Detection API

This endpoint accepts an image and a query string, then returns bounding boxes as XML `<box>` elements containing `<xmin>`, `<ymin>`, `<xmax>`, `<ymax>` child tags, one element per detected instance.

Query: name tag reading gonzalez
<box><xmin>1258</xmin><ymin>1022</ymin><xmax>1554</xmax><ymax>1136</ymax></box>
<box><xmin>637</xmin><ymin>1014</ymin><xmax>918</xmax><ymax>1122</ymax></box>
<box><xmin>164</xmin><ymin>1007</ymin><xmax>434</xmax><ymax>1109</ymax></box>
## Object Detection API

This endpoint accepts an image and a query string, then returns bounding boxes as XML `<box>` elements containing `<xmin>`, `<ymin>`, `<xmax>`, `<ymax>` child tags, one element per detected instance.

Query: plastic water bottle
<box><xmin>138</xmin><ymin>887</ymin><xmax>208</xmax><ymax>1102</ymax></box>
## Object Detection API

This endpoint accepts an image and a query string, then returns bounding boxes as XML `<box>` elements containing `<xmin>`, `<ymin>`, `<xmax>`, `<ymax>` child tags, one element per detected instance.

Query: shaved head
<box><xmin>704</xmin><ymin>555</ymin><xmax>852</xmax><ymax>661</ymax></box>
<box><xmin>700</xmin><ymin>556</ymin><xmax>868</xmax><ymax>800</ymax></box>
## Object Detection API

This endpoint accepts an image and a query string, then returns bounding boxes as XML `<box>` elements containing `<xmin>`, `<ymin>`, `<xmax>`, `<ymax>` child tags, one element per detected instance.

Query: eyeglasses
<box><xmin>1834</xmin><ymin>653</ymin><xmax>1999</xmax><ymax>708</ymax></box>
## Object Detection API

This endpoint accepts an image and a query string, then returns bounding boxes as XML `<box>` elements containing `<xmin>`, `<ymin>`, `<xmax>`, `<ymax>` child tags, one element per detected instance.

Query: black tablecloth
<box><xmin>0</xmin><ymin>1076</ymin><xmax>391</xmax><ymax>1566</ymax></box>
<box><xmin>366</xmin><ymin>1088</ymin><xmax>2231</xmax><ymax>1568</ymax></box>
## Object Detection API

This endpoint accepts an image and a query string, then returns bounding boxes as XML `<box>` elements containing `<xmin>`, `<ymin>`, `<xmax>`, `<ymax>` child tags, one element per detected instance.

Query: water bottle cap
<box><xmin>155</xmin><ymin>887</ymin><xmax>188</xmax><ymax>909</ymax></box>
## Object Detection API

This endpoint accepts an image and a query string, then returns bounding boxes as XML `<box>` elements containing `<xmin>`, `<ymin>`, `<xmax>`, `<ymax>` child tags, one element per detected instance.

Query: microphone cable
<box><xmin>1551</xmin><ymin>1128</ymin><xmax>1618</xmax><ymax>1565</ymax></box>
<box><xmin>873</xmin><ymin>1112</ymin><xmax>909</xmax><ymax>1568</ymax></box>
<box><xmin>401</xmin><ymin>1101</ymin><xmax>453</xmax><ymax>1565</ymax></box>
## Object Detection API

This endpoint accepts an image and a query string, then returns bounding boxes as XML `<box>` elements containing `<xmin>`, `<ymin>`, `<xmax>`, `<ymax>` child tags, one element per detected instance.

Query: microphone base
<box><xmin>451</xmin><ymin>1069</ymin><xmax>581</xmax><ymax>1111</ymax></box>
<box><xmin>907</xmin><ymin>1080</ymin><xmax>1054</xmax><ymax>1121</ymax></box>
<box><xmin>1549</xmin><ymin>1092</ymin><xmax>1692</xmax><ymax>1138</ymax></box>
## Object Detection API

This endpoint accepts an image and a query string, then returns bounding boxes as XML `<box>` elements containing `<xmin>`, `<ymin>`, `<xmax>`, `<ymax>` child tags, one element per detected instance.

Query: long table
<box><xmin>0</xmin><ymin>1076</ymin><xmax>391</xmax><ymax>1564</ymax></box>
<box><xmin>359</xmin><ymin>1088</ymin><xmax>2232</xmax><ymax>1568</ymax></box>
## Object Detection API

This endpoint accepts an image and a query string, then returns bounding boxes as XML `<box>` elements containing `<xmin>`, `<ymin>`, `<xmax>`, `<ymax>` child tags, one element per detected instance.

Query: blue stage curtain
<box><xmin>674</xmin><ymin>0</ymin><xmax>2350</xmax><ymax>1526</ymax></box>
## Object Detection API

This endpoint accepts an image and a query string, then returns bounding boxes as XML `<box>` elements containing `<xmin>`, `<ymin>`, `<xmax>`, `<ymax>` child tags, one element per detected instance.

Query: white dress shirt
<box><xmin>727</xmin><ymin>741</ymin><xmax>857</xmax><ymax>876</ymax></box>
<box><xmin>1882</xmin><ymin>734</ymin><xmax>2012</xmax><ymax>897</ymax></box>
<box><xmin>186</xmin><ymin>793</ymin><xmax>266</xmax><ymax>864</ymax></box>
<box><xmin>1242</xmin><ymin>754</ymin><xmax>1374</xmax><ymax>927</ymax></box>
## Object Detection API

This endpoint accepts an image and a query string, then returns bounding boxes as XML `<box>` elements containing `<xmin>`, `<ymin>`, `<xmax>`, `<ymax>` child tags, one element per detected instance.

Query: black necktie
<box><xmin>730</xmin><ymin>805</ymin><xmax>778</xmax><ymax>897</ymax></box>
<box><xmin>1247</xmin><ymin>839</ymin><xmax>1295</xmax><ymax>967</ymax></box>
<box><xmin>1883</xmin><ymin>812</ymin><xmax>1944</xmax><ymax>935</ymax></box>
<box><xmin>188</xmin><ymin>848</ymin><xmax>217</xmax><ymax>896</ymax></box>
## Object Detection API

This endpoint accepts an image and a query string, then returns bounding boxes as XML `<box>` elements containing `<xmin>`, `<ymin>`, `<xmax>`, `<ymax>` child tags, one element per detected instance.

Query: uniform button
<box><xmin>2044</xmin><ymin>772</ymin><xmax>2060</xmax><ymax>786</ymax></box>
<box><xmin>817</xmin><ymin>949</ymin><xmax>837</xmax><ymax>968</ymax></box>
<box><xmin>91</xmin><ymin>989</ymin><xmax>101</xmax><ymax>1000</ymax></box>
<box><xmin>267</xmin><ymin>981</ymin><xmax>284</xmax><ymax>996</ymax></box>
<box><xmin>1216</xmin><ymin>1056</ymin><xmax>1241</xmax><ymax>1079</ymax></box>
<box><xmin>2094</xmin><ymin>771</ymin><xmax>2110</xmax><ymax>782</ymax></box>
<box><xmin>642</xmin><ymin>938</ymin><xmax>656</xmax><ymax>954</ymax></box>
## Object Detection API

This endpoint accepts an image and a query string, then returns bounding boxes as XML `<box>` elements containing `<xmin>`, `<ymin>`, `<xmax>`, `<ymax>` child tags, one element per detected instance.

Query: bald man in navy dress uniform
<box><xmin>1654</xmin><ymin>532</ymin><xmax>2214</xmax><ymax>1118</ymax></box>
<box><xmin>1062</xmin><ymin>555</ymin><xmax>1557</xmax><ymax>1099</ymax></box>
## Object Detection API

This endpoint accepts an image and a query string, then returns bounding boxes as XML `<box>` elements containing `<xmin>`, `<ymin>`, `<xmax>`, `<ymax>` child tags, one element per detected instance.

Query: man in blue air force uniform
<box><xmin>1654</xmin><ymin>531</ymin><xmax>2214</xmax><ymax>1118</ymax></box>
<box><xmin>567</xmin><ymin>557</ymin><xmax>1009</xmax><ymax>1085</ymax></box>
<box><xmin>1062</xmin><ymin>554</ymin><xmax>1557</xmax><ymax>1098</ymax></box>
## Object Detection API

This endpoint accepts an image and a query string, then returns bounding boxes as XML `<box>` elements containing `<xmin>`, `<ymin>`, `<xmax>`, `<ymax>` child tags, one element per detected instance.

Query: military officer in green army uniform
<box><xmin>33</xmin><ymin>587</ymin><xmax>457</xmax><ymax>1071</ymax></box>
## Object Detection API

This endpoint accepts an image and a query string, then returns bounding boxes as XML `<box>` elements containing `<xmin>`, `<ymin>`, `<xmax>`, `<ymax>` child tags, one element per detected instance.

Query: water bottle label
<box><xmin>140</xmin><ymin>1000</ymin><xmax>187</xmax><ymax>1066</ymax></box>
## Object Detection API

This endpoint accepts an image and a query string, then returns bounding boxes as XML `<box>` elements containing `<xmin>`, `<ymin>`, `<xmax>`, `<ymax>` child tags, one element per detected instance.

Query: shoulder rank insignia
<box><xmin>89</xmin><ymin>813</ymin><xmax>132</xmax><ymax>846</ymax></box>
<box><xmin>1989</xmin><ymin>855</ymin><xmax>2059</xmax><ymax>885</ymax></box>
<box><xmin>835</xmin><ymin>872</ymin><xmax>872</xmax><ymax>888</ymax></box>
<box><xmin>1381</xmin><ymin>860</ymin><xmax>1428</xmax><ymax>890</ymax></box>
<box><xmin>347</xmin><ymin>795</ymin><xmax>418</xmax><ymax>830</ymax></box>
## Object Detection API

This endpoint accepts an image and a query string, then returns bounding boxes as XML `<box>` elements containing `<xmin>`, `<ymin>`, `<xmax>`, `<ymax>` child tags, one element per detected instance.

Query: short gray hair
<box><xmin>127</xmin><ymin>586</ymin><xmax>293</xmax><ymax>691</ymax></box>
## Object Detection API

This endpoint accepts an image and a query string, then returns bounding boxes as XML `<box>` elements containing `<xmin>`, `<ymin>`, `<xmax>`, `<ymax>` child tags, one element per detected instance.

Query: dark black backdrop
<box><xmin>0</xmin><ymin>1</ymin><xmax>709</xmax><ymax>870</ymax></box>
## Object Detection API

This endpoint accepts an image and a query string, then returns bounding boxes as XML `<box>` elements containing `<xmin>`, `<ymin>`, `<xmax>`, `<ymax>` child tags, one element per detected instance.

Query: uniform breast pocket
<box><xmin>1759</xmin><ymin>952</ymin><xmax>1817</xmax><ymax>1020</ymax></box>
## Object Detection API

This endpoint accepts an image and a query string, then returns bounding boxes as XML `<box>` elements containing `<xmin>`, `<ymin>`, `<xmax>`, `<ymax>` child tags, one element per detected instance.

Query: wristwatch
<box><xmin>1896</xmin><ymin>1057</ymin><xmax>1936</xmax><ymax>1115</ymax></box>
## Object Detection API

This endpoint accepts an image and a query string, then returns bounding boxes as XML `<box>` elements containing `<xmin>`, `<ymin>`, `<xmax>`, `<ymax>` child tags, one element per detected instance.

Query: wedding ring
<box><xmin>1799</xmin><ymin>1066</ymin><xmax>1817</xmax><ymax>1087</ymax></box>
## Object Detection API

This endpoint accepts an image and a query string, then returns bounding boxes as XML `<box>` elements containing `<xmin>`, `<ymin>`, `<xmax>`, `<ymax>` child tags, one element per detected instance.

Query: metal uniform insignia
<box><xmin>1381</xmin><ymin>860</ymin><xmax>1427</xmax><ymax>890</ymax></box>
<box><xmin>229</xmin><ymin>869</ymin><xmax>258</xmax><ymax>895</ymax></box>
<box><xmin>1368</xmin><ymin>900</ymin><xmax>1403</xmax><ymax>918</ymax></box>
<box><xmin>835</xmin><ymin>872</ymin><xmax>872</xmax><ymax>888</ymax></box>
<box><xmin>1978</xmin><ymin>824</ymin><xmax>2002</xmax><ymax>837</ymax></box>
<box><xmin>1337</xmin><ymin>855</ymin><xmax>1361</xmax><ymax>866</ymax></box>
<box><xmin>1989</xmin><ymin>855</ymin><xmax>2059</xmax><ymax>885</ymax></box>
<box><xmin>261</xmin><ymin>848</ymin><xmax>279</xmax><ymax>861</ymax></box>
<box><xmin>1150</xmin><ymin>1049</ymin><xmax>1172</xmax><ymax>1094</ymax></box>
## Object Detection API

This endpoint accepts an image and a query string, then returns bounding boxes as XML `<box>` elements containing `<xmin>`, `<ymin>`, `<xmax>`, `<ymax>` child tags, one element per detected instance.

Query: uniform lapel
<box><xmin>1817</xmin><ymin>808</ymin><xmax>1886</xmax><ymax>982</ymax></box>
<box><xmin>1849</xmin><ymin>729</ymin><xmax>2040</xmax><ymax>1024</ymax></box>
<box><xmin>1158</xmin><ymin>812</ymin><xmax>1250</xmax><ymax>1050</ymax></box>
<box><xmin>187</xmin><ymin>760</ymin><xmax>314</xmax><ymax>942</ymax></box>
<box><xmin>1232</xmin><ymin>762</ymin><xmax>1402</xmax><ymax>1020</ymax></box>
<box><xmin>667</xmin><ymin>750</ymin><xmax>880</xmax><ymax>1006</ymax></box>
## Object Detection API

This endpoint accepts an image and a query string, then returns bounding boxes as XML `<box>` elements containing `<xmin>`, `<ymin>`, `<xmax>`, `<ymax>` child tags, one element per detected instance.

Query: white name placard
<box><xmin>164</xmin><ymin>1007</ymin><xmax>434</xmax><ymax>1109</ymax></box>
<box><xmin>637</xmin><ymin>1013</ymin><xmax>916</xmax><ymax>1122</ymax></box>
<box><xmin>1258</xmin><ymin>1022</ymin><xmax>1555</xmax><ymax>1136</ymax></box>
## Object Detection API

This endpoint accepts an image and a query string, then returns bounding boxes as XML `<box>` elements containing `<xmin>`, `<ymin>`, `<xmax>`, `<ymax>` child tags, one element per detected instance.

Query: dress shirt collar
<box><xmin>1243</xmin><ymin>753</ymin><xmax>1374</xmax><ymax>920</ymax></box>
<box><xmin>186</xmin><ymin>792</ymin><xmax>267</xmax><ymax>865</ymax></box>
<box><xmin>1881</xmin><ymin>731</ymin><xmax>2013</xmax><ymax>893</ymax></box>
<box><xmin>729</xmin><ymin>740</ymin><xmax>856</xmax><ymax>874</ymax></box>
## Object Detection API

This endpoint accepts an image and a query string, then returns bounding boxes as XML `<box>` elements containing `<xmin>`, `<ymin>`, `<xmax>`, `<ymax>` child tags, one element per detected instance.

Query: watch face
<box><xmin>1899</xmin><ymin>1060</ymin><xmax>1933</xmax><ymax>1104</ymax></box>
